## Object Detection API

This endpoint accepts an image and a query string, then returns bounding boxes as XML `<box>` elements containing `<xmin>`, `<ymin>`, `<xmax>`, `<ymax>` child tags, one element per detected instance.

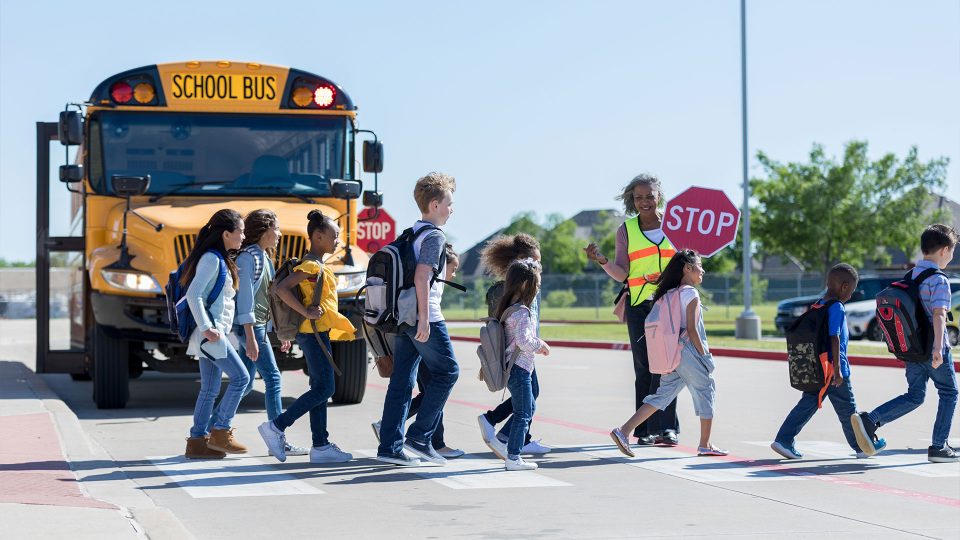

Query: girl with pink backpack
<box><xmin>610</xmin><ymin>250</ymin><xmax>727</xmax><ymax>458</ymax></box>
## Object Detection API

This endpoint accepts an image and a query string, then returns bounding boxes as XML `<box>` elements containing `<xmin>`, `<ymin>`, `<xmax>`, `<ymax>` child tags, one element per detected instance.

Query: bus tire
<box><xmin>331</xmin><ymin>339</ymin><xmax>367</xmax><ymax>404</ymax></box>
<box><xmin>92</xmin><ymin>324</ymin><xmax>129</xmax><ymax>409</ymax></box>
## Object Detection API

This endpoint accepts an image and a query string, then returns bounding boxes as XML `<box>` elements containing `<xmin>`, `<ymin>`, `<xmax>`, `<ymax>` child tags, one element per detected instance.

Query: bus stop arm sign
<box><xmin>662</xmin><ymin>186</ymin><xmax>741</xmax><ymax>258</ymax></box>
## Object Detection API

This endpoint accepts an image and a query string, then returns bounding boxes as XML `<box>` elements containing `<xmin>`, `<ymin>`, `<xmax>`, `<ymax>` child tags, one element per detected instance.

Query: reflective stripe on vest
<box><xmin>625</xmin><ymin>216</ymin><xmax>676</xmax><ymax>306</ymax></box>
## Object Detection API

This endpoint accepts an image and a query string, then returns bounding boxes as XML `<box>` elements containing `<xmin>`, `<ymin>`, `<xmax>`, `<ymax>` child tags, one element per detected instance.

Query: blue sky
<box><xmin>1</xmin><ymin>0</ymin><xmax>957</xmax><ymax>260</ymax></box>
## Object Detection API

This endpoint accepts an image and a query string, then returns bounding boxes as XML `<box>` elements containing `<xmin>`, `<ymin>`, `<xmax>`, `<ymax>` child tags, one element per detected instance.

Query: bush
<box><xmin>545</xmin><ymin>289</ymin><xmax>577</xmax><ymax>308</ymax></box>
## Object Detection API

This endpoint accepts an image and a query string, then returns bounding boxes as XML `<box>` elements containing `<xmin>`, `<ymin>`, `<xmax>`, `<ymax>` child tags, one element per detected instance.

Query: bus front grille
<box><xmin>172</xmin><ymin>234</ymin><xmax>308</xmax><ymax>267</ymax></box>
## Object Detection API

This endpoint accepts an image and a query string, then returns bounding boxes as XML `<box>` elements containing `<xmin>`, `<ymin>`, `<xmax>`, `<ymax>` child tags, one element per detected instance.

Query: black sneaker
<box><xmin>656</xmin><ymin>430</ymin><xmax>679</xmax><ymax>446</ymax></box>
<box><xmin>375</xmin><ymin>452</ymin><xmax>421</xmax><ymax>467</ymax></box>
<box><xmin>850</xmin><ymin>412</ymin><xmax>880</xmax><ymax>456</ymax></box>
<box><xmin>403</xmin><ymin>438</ymin><xmax>447</xmax><ymax>465</ymax></box>
<box><xmin>928</xmin><ymin>444</ymin><xmax>960</xmax><ymax>463</ymax></box>
<box><xmin>635</xmin><ymin>434</ymin><xmax>657</xmax><ymax>446</ymax></box>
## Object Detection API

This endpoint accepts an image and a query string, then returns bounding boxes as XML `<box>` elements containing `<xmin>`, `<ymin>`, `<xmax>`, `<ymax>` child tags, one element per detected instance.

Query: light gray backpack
<box><xmin>477</xmin><ymin>303</ymin><xmax>527</xmax><ymax>392</ymax></box>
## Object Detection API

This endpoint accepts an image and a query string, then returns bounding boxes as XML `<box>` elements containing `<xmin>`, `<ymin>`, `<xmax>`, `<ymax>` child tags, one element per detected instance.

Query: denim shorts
<box><xmin>642</xmin><ymin>339</ymin><xmax>716</xmax><ymax>419</ymax></box>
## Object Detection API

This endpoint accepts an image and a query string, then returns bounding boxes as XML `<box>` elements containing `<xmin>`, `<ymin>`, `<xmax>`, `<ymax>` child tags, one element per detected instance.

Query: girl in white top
<box><xmin>494</xmin><ymin>258</ymin><xmax>551</xmax><ymax>471</ymax></box>
<box><xmin>182</xmin><ymin>209</ymin><xmax>250</xmax><ymax>459</ymax></box>
<box><xmin>610</xmin><ymin>249</ymin><xmax>727</xmax><ymax>458</ymax></box>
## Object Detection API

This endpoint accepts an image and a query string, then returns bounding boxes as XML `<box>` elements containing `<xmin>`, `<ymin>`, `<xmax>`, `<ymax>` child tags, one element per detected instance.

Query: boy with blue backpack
<box><xmin>852</xmin><ymin>224</ymin><xmax>959</xmax><ymax>463</ymax></box>
<box><xmin>374</xmin><ymin>172</ymin><xmax>460</xmax><ymax>466</ymax></box>
<box><xmin>772</xmin><ymin>263</ymin><xmax>874</xmax><ymax>459</ymax></box>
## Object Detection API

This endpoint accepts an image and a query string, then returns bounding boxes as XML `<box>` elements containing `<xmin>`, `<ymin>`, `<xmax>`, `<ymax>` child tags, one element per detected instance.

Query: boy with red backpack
<box><xmin>851</xmin><ymin>224</ymin><xmax>959</xmax><ymax>463</ymax></box>
<box><xmin>610</xmin><ymin>250</ymin><xmax>726</xmax><ymax>458</ymax></box>
<box><xmin>771</xmin><ymin>263</ymin><xmax>875</xmax><ymax>460</ymax></box>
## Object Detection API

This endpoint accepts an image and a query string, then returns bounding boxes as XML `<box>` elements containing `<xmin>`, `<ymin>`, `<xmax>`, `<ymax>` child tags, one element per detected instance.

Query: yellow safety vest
<box><xmin>625</xmin><ymin>216</ymin><xmax>676</xmax><ymax>306</ymax></box>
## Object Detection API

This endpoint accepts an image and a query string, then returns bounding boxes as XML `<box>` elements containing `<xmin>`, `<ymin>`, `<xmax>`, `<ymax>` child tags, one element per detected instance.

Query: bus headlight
<box><xmin>101</xmin><ymin>270</ymin><xmax>162</xmax><ymax>293</ymax></box>
<box><xmin>336</xmin><ymin>272</ymin><xmax>366</xmax><ymax>293</ymax></box>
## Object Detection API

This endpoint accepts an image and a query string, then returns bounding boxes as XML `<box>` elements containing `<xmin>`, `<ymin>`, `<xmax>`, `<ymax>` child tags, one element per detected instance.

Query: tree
<box><xmin>751</xmin><ymin>141</ymin><xmax>949</xmax><ymax>275</ymax></box>
<box><xmin>540</xmin><ymin>213</ymin><xmax>586</xmax><ymax>274</ymax></box>
<box><xmin>503</xmin><ymin>211</ymin><xmax>546</xmax><ymax>237</ymax></box>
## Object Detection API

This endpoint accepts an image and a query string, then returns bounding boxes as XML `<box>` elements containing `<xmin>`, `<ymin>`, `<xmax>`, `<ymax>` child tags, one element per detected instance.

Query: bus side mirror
<box><xmin>331</xmin><ymin>180</ymin><xmax>362</xmax><ymax>200</ymax></box>
<box><xmin>58</xmin><ymin>111</ymin><xmax>83</xmax><ymax>146</ymax></box>
<box><xmin>112</xmin><ymin>175</ymin><xmax>151</xmax><ymax>197</ymax></box>
<box><xmin>59</xmin><ymin>165</ymin><xmax>83</xmax><ymax>183</ymax></box>
<box><xmin>362</xmin><ymin>140</ymin><xmax>383</xmax><ymax>173</ymax></box>
<box><xmin>362</xmin><ymin>191</ymin><xmax>383</xmax><ymax>207</ymax></box>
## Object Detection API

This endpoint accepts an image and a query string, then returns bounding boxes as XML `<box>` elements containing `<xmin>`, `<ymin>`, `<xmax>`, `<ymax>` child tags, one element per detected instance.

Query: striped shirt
<box><xmin>912</xmin><ymin>259</ymin><xmax>951</xmax><ymax>351</ymax></box>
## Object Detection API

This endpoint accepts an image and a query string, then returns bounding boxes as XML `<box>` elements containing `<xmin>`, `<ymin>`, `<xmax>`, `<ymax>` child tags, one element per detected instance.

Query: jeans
<box><xmin>409</xmin><ymin>365</ymin><xmax>446</xmax><ymax>448</ymax></box>
<box><xmin>626</xmin><ymin>299</ymin><xmax>679</xmax><ymax>437</ymax></box>
<box><xmin>378</xmin><ymin>321</ymin><xmax>459</xmax><ymax>456</ymax></box>
<box><xmin>775</xmin><ymin>376</ymin><xmax>859</xmax><ymax>452</ymax></box>
<box><xmin>190</xmin><ymin>340</ymin><xmax>249</xmax><ymax>438</ymax></box>
<box><xmin>506</xmin><ymin>367</ymin><xmax>535</xmax><ymax>459</ymax></box>
<box><xmin>484</xmin><ymin>369</ymin><xmax>539</xmax><ymax>444</ymax></box>
<box><xmin>273</xmin><ymin>332</ymin><xmax>336</xmax><ymax>448</ymax></box>
<box><xmin>868</xmin><ymin>349</ymin><xmax>957</xmax><ymax>448</ymax></box>
<box><xmin>207</xmin><ymin>325</ymin><xmax>282</xmax><ymax>431</ymax></box>
<box><xmin>643</xmin><ymin>339</ymin><xmax>716</xmax><ymax>419</ymax></box>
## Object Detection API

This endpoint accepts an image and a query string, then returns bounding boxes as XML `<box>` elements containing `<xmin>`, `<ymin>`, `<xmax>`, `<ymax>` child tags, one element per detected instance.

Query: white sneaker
<box><xmin>258</xmin><ymin>421</ymin><xmax>286</xmax><ymax>462</ymax></box>
<box><xmin>477</xmin><ymin>415</ymin><xmax>496</xmax><ymax>443</ymax></box>
<box><xmin>282</xmin><ymin>442</ymin><xmax>309</xmax><ymax>457</ymax></box>
<box><xmin>521</xmin><ymin>439</ymin><xmax>551</xmax><ymax>455</ymax></box>
<box><xmin>310</xmin><ymin>443</ymin><xmax>353</xmax><ymax>463</ymax></box>
<box><xmin>371</xmin><ymin>421</ymin><xmax>381</xmax><ymax>443</ymax></box>
<box><xmin>437</xmin><ymin>447</ymin><xmax>465</xmax><ymax>459</ymax></box>
<box><xmin>486</xmin><ymin>436</ymin><xmax>508</xmax><ymax>461</ymax></box>
<box><xmin>505</xmin><ymin>457</ymin><xmax>538</xmax><ymax>471</ymax></box>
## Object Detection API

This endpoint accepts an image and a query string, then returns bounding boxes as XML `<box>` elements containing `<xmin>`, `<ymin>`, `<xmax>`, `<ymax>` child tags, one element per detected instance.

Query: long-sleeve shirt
<box><xmin>504</xmin><ymin>305</ymin><xmax>546</xmax><ymax>373</ymax></box>
<box><xmin>185</xmin><ymin>251</ymin><xmax>236</xmax><ymax>360</ymax></box>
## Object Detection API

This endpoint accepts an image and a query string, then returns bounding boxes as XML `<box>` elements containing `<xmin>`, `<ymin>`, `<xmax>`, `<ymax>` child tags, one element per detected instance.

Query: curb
<box><xmin>448</xmin><ymin>335</ymin><xmax>960</xmax><ymax>372</ymax></box>
<box><xmin>2</xmin><ymin>361</ymin><xmax>195</xmax><ymax>540</ymax></box>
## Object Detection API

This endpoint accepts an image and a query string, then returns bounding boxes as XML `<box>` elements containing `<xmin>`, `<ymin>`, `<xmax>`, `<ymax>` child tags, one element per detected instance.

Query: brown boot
<box><xmin>208</xmin><ymin>428</ymin><xmax>248</xmax><ymax>454</ymax></box>
<box><xmin>185</xmin><ymin>436</ymin><xmax>226</xmax><ymax>459</ymax></box>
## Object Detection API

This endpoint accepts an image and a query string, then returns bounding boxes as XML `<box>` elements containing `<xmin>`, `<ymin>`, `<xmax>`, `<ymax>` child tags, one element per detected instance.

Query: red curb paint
<box><xmin>365</xmin><ymin>384</ymin><xmax>960</xmax><ymax>508</ymax></box>
<box><xmin>447</xmin><ymin>335</ymin><xmax>960</xmax><ymax>371</ymax></box>
<box><xmin>0</xmin><ymin>413</ymin><xmax>116</xmax><ymax>509</ymax></box>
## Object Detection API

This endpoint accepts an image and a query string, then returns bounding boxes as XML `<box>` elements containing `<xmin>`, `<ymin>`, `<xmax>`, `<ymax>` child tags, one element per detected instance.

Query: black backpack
<box><xmin>875</xmin><ymin>268</ymin><xmax>945</xmax><ymax>362</ymax></box>
<box><xmin>358</xmin><ymin>225</ymin><xmax>465</xmax><ymax>334</ymax></box>
<box><xmin>785</xmin><ymin>299</ymin><xmax>838</xmax><ymax>403</ymax></box>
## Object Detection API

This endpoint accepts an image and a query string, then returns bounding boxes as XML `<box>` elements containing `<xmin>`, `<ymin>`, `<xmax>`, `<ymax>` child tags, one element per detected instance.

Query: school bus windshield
<box><xmin>88</xmin><ymin>111</ymin><xmax>350</xmax><ymax>197</ymax></box>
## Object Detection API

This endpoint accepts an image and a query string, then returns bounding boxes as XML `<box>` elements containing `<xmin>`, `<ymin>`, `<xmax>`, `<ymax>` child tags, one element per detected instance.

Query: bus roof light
<box><xmin>291</xmin><ymin>86</ymin><xmax>313</xmax><ymax>107</ymax></box>
<box><xmin>110</xmin><ymin>81</ymin><xmax>133</xmax><ymax>104</ymax></box>
<box><xmin>133</xmin><ymin>82</ymin><xmax>155</xmax><ymax>104</ymax></box>
<box><xmin>313</xmin><ymin>85</ymin><xmax>336</xmax><ymax>108</ymax></box>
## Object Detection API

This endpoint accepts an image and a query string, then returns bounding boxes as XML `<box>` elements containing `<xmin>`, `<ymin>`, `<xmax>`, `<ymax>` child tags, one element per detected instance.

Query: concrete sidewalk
<box><xmin>0</xmin><ymin>361</ymin><xmax>191</xmax><ymax>539</ymax></box>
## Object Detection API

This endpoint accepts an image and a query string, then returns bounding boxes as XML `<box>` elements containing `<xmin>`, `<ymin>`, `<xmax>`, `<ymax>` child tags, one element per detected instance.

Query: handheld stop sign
<box><xmin>357</xmin><ymin>207</ymin><xmax>397</xmax><ymax>254</ymax></box>
<box><xmin>662</xmin><ymin>187</ymin><xmax>741</xmax><ymax>257</ymax></box>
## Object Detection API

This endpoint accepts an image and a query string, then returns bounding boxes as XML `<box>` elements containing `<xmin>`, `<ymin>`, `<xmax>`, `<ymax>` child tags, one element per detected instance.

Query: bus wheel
<box><xmin>331</xmin><ymin>339</ymin><xmax>367</xmax><ymax>404</ymax></box>
<box><xmin>92</xmin><ymin>324</ymin><xmax>129</xmax><ymax>409</ymax></box>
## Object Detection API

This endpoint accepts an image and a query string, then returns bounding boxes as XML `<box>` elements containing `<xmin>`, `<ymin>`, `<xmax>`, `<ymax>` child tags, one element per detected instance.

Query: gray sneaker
<box><xmin>376</xmin><ymin>452</ymin><xmax>421</xmax><ymax>467</ymax></box>
<box><xmin>403</xmin><ymin>438</ymin><xmax>447</xmax><ymax>465</ymax></box>
<box><xmin>258</xmin><ymin>421</ymin><xmax>286</xmax><ymax>462</ymax></box>
<box><xmin>310</xmin><ymin>443</ymin><xmax>352</xmax><ymax>463</ymax></box>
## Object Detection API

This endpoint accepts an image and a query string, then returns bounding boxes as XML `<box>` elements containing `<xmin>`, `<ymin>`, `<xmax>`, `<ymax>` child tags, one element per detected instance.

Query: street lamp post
<box><xmin>735</xmin><ymin>0</ymin><xmax>762</xmax><ymax>339</ymax></box>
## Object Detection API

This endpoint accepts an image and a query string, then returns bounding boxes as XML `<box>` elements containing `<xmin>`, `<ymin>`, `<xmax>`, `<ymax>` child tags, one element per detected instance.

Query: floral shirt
<box><xmin>504</xmin><ymin>305</ymin><xmax>546</xmax><ymax>373</ymax></box>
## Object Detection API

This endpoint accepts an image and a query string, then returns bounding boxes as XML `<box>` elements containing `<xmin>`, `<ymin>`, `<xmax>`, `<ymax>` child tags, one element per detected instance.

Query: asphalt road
<box><xmin>3</xmin><ymin>319</ymin><xmax>960</xmax><ymax>539</ymax></box>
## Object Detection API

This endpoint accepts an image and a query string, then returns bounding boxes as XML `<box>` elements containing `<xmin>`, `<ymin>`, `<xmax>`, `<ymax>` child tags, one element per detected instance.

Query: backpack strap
<box><xmin>911</xmin><ymin>267</ymin><xmax>945</xmax><ymax>287</ymax></box>
<box><xmin>204</xmin><ymin>250</ymin><xmax>228</xmax><ymax>309</ymax></box>
<box><xmin>306</xmin><ymin>258</ymin><xmax>343</xmax><ymax>377</ymax></box>
<box><xmin>411</xmin><ymin>224</ymin><xmax>468</xmax><ymax>292</ymax></box>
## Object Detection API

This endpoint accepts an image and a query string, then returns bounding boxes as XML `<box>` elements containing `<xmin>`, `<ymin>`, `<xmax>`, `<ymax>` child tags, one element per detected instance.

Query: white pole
<box><xmin>736</xmin><ymin>0</ymin><xmax>761</xmax><ymax>339</ymax></box>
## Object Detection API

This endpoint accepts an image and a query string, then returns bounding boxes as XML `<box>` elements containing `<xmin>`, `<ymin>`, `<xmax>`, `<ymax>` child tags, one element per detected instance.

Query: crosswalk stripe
<box><xmin>148</xmin><ymin>456</ymin><xmax>325</xmax><ymax>498</ymax></box>
<box><xmin>570</xmin><ymin>444</ymin><xmax>801</xmax><ymax>483</ymax></box>
<box><xmin>745</xmin><ymin>441</ymin><xmax>960</xmax><ymax>478</ymax></box>
<box><xmin>354</xmin><ymin>449</ymin><xmax>570</xmax><ymax>490</ymax></box>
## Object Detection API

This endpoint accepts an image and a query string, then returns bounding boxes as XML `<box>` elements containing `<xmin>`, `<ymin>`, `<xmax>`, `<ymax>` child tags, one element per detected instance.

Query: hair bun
<box><xmin>307</xmin><ymin>209</ymin><xmax>323</xmax><ymax>221</ymax></box>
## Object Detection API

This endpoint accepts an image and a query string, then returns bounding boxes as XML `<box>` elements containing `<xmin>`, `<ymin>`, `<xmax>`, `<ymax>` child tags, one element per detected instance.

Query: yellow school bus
<box><xmin>36</xmin><ymin>61</ymin><xmax>385</xmax><ymax>408</ymax></box>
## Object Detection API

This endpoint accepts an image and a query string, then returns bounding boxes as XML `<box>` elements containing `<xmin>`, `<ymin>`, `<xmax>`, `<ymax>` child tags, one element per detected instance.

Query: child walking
<box><xmin>610</xmin><ymin>250</ymin><xmax>726</xmax><ymax>458</ymax></box>
<box><xmin>495</xmin><ymin>258</ymin><xmax>551</xmax><ymax>470</ymax></box>
<box><xmin>258</xmin><ymin>210</ymin><xmax>356</xmax><ymax>463</ymax></box>
<box><xmin>851</xmin><ymin>224</ymin><xmax>959</xmax><ymax>463</ymax></box>
<box><xmin>183</xmin><ymin>209</ymin><xmax>250</xmax><ymax>459</ymax></box>
<box><xmin>478</xmin><ymin>233</ymin><xmax>551</xmax><ymax>457</ymax></box>
<box><xmin>207</xmin><ymin>209</ymin><xmax>307</xmax><ymax>456</ymax></box>
<box><xmin>771</xmin><ymin>263</ymin><xmax>874</xmax><ymax>459</ymax></box>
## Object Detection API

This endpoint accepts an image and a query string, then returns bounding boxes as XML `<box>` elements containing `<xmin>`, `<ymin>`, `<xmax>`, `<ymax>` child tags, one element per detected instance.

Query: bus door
<box><xmin>35</xmin><ymin>118</ymin><xmax>86</xmax><ymax>374</ymax></box>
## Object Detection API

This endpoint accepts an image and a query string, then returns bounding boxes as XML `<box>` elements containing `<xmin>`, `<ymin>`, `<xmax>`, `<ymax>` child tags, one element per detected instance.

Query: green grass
<box><xmin>446</xmin><ymin>323</ymin><xmax>893</xmax><ymax>357</ymax></box>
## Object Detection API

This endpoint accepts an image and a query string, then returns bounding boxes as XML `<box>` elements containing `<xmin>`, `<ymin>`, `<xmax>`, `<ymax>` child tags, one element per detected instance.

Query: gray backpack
<box><xmin>477</xmin><ymin>304</ymin><xmax>527</xmax><ymax>392</ymax></box>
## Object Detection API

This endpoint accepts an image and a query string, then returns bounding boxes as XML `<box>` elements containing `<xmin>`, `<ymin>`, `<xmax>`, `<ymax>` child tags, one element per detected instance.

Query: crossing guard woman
<box><xmin>585</xmin><ymin>174</ymin><xmax>680</xmax><ymax>446</ymax></box>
